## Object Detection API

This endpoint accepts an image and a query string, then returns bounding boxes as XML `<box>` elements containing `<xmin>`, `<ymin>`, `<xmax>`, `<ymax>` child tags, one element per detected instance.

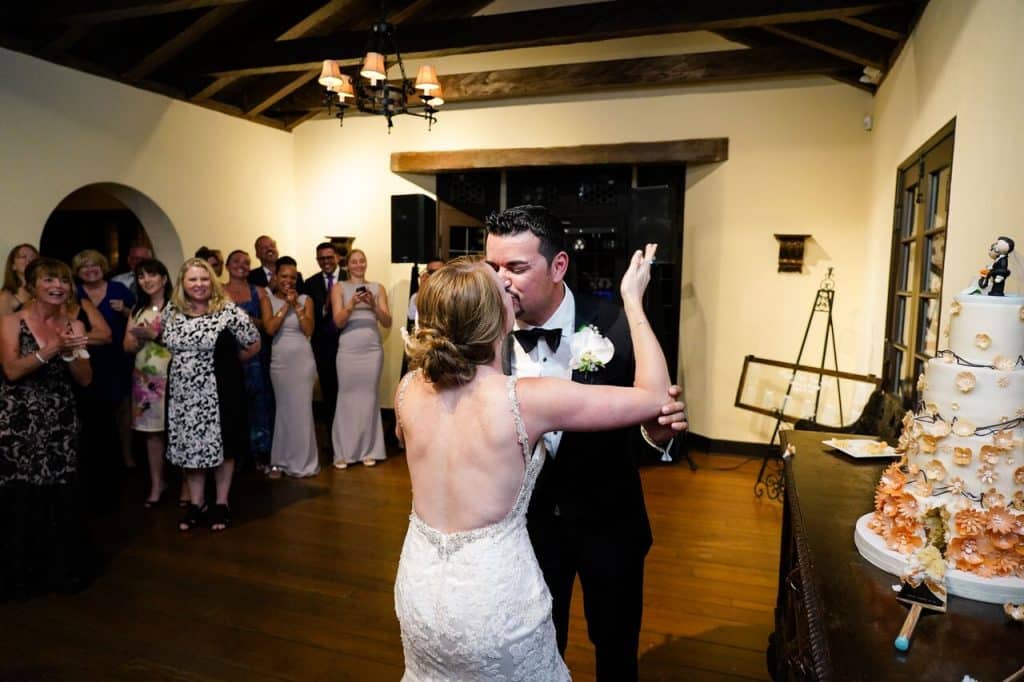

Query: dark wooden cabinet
<box><xmin>771</xmin><ymin>430</ymin><xmax>1021</xmax><ymax>681</ymax></box>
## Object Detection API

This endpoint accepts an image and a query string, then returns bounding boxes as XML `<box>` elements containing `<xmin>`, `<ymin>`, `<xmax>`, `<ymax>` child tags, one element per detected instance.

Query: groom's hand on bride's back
<box><xmin>645</xmin><ymin>385</ymin><xmax>688</xmax><ymax>442</ymax></box>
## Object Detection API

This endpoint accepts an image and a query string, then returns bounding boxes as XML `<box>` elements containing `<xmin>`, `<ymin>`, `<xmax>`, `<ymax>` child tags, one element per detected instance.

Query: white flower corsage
<box><xmin>569</xmin><ymin>324</ymin><xmax>614</xmax><ymax>373</ymax></box>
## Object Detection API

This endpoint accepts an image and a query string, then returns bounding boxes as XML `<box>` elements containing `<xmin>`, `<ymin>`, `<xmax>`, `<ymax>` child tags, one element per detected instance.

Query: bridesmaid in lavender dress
<box><xmin>260</xmin><ymin>258</ymin><xmax>319</xmax><ymax>477</ymax></box>
<box><xmin>329</xmin><ymin>249</ymin><xmax>391</xmax><ymax>468</ymax></box>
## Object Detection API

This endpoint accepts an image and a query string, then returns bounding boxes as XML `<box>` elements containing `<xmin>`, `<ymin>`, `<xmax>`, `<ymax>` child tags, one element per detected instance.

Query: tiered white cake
<box><xmin>857</xmin><ymin>293</ymin><xmax>1024</xmax><ymax>603</ymax></box>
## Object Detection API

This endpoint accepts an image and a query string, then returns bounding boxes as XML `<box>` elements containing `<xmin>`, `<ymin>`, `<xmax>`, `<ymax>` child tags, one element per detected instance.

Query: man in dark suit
<box><xmin>306</xmin><ymin>241</ymin><xmax>345</xmax><ymax>427</ymax></box>
<box><xmin>486</xmin><ymin>205</ymin><xmax>686</xmax><ymax>681</ymax></box>
<box><xmin>248</xmin><ymin>235</ymin><xmax>304</xmax><ymax>292</ymax></box>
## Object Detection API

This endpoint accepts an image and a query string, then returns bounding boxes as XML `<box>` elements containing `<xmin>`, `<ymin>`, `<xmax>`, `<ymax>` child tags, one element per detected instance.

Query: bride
<box><xmin>394</xmin><ymin>245</ymin><xmax>669</xmax><ymax>680</ymax></box>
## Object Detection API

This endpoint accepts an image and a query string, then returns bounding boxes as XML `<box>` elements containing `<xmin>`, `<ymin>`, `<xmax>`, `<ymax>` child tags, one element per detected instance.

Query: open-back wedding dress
<box><xmin>394</xmin><ymin>372</ymin><xmax>570</xmax><ymax>681</ymax></box>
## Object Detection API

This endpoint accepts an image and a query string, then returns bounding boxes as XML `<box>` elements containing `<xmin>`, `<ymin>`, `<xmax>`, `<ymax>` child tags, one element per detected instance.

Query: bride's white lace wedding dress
<box><xmin>394</xmin><ymin>373</ymin><xmax>570</xmax><ymax>681</ymax></box>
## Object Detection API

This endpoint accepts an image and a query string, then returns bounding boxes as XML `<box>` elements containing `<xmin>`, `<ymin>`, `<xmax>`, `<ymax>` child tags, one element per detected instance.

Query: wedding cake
<box><xmin>856</xmin><ymin>239</ymin><xmax>1023</xmax><ymax>603</ymax></box>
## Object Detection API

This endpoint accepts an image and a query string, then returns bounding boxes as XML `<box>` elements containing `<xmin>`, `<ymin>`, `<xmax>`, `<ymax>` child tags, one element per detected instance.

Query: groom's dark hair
<box><xmin>485</xmin><ymin>205</ymin><xmax>566</xmax><ymax>265</ymax></box>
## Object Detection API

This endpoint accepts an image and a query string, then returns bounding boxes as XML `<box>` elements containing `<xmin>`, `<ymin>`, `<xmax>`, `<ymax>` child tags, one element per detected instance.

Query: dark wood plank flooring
<box><xmin>0</xmin><ymin>450</ymin><xmax>781</xmax><ymax>681</ymax></box>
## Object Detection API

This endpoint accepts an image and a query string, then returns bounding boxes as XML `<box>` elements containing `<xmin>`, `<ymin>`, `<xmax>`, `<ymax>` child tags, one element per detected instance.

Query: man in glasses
<box><xmin>307</xmin><ymin>242</ymin><xmax>347</xmax><ymax>428</ymax></box>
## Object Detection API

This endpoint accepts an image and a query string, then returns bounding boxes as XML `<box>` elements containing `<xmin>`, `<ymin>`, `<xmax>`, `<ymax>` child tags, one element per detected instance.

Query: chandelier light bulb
<box><xmin>361</xmin><ymin>52</ymin><xmax>386</xmax><ymax>84</ymax></box>
<box><xmin>414</xmin><ymin>65</ymin><xmax>440</xmax><ymax>92</ymax></box>
<box><xmin>337</xmin><ymin>74</ymin><xmax>354</xmax><ymax>100</ymax></box>
<box><xmin>427</xmin><ymin>86</ymin><xmax>444</xmax><ymax>107</ymax></box>
<box><xmin>318</xmin><ymin>59</ymin><xmax>342</xmax><ymax>89</ymax></box>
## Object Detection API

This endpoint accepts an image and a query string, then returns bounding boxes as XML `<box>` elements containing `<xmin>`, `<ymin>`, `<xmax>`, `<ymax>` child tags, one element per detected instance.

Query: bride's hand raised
<box><xmin>619</xmin><ymin>244</ymin><xmax>657</xmax><ymax>305</ymax></box>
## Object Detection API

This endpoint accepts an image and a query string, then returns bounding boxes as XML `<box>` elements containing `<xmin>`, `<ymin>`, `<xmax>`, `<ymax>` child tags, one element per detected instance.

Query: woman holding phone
<box><xmin>329</xmin><ymin>249</ymin><xmax>391</xmax><ymax>469</ymax></box>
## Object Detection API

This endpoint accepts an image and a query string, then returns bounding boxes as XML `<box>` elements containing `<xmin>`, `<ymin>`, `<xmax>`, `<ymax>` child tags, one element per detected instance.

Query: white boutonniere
<box><xmin>570</xmin><ymin>324</ymin><xmax>614</xmax><ymax>373</ymax></box>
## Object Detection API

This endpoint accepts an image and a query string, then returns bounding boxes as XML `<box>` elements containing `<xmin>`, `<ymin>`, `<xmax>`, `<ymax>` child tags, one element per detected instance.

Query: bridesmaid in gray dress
<box><xmin>260</xmin><ymin>258</ymin><xmax>319</xmax><ymax>478</ymax></box>
<box><xmin>329</xmin><ymin>249</ymin><xmax>392</xmax><ymax>468</ymax></box>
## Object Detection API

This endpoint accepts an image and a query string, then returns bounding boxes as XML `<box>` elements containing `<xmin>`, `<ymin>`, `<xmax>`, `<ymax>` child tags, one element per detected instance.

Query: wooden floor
<box><xmin>0</xmin><ymin>450</ymin><xmax>782</xmax><ymax>681</ymax></box>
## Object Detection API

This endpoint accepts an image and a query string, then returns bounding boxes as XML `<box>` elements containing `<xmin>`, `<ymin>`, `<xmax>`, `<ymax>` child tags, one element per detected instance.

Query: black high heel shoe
<box><xmin>178</xmin><ymin>503</ymin><xmax>207</xmax><ymax>531</ymax></box>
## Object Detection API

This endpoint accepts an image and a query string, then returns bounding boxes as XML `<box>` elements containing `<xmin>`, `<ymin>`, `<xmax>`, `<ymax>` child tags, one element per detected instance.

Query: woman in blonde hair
<box><xmin>161</xmin><ymin>258</ymin><xmax>259</xmax><ymax>531</ymax></box>
<box><xmin>393</xmin><ymin>246</ymin><xmax>669</xmax><ymax>679</ymax></box>
<box><xmin>329</xmin><ymin>248</ymin><xmax>391</xmax><ymax>468</ymax></box>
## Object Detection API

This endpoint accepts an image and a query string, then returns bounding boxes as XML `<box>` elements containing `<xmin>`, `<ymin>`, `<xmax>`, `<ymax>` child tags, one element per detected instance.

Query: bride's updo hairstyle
<box><xmin>406</xmin><ymin>257</ymin><xmax>507</xmax><ymax>388</ymax></box>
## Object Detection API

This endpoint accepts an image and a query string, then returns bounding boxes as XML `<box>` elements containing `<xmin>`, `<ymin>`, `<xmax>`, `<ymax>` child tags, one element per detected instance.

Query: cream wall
<box><xmin>863</xmin><ymin>0</ymin><xmax>1024</xmax><ymax>373</ymax></box>
<box><xmin>14</xmin><ymin>0</ymin><xmax>1012</xmax><ymax>444</ymax></box>
<box><xmin>294</xmin><ymin>82</ymin><xmax>875</xmax><ymax>436</ymax></box>
<box><xmin>0</xmin><ymin>47</ymin><xmax>296</xmax><ymax>271</ymax></box>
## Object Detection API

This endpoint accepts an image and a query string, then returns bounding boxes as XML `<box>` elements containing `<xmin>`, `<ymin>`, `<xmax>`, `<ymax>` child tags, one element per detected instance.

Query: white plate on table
<box><xmin>822</xmin><ymin>438</ymin><xmax>898</xmax><ymax>459</ymax></box>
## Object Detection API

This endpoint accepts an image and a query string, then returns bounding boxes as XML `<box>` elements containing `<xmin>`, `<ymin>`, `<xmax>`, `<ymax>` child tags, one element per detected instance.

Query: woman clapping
<box><xmin>260</xmin><ymin>257</ymin><xmax>318</xmax><ymax>478</ymax></box>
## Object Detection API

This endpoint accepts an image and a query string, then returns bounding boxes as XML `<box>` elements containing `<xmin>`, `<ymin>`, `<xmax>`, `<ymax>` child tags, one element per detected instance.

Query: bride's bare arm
<box><xmin>518</xmin><ymin>245</ymin><xmax>671</xmax><ymax>438</ymax></box>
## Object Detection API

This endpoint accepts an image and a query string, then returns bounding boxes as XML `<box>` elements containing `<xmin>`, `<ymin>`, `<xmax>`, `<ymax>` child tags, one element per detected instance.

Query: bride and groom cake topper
<box><xmin>965</xmin><ymin>236</ymin><xmax>1016</xmax><ymax>296</ymax></box>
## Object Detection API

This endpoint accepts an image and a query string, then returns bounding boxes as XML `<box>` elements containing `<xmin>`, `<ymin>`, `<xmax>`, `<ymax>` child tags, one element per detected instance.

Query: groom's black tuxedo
<box><xmin>305</xmin><ymin>270</ymin><xmax>344</xmax><ymax>423</ymax></box>
<box><xmin>505</xmin><ymin>292</ymin><xmax>652</xmax><ymax>682</ymax></box>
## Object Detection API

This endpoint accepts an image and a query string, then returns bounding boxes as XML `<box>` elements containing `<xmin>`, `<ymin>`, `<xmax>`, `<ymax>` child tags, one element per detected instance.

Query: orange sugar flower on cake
<box><xmin>922</xmin><ymin>459</ymin><xmax>947</xmax><ymax>482</ymax></box>
<box><xmin>955</xmin><ymin>371</ymin><xmax>977</xmax><ymax>393</ymax></box>
<box><xmin>947</xmin><ymin>535</ymin><xmax>990</xmax><ymax>571</ymax></box>
<box><xmin>990</xmin><ymin>530</ymin><xmax>1019</xmax><ymax>551</ymax></box>
<box><xmin>993</xmin><ymin>430</ymin><xmax>1017</xmax><ymax>450</ymax></box>
<box><xmin>930</xmin><ymin>420</ymin><xmax>952</xmax><ymax>438</ymax></box>
<box><xmin>878</xmin><ymin>464</ymin><xmax>906</xmax><ymax>492</ymax></box>
<box><xmin>884</xmin><ymin>526</ymin><xmax>924</xmax><ymax>554</ymax></box>
<box><xmin>1013</xmin><ymin>492</ymin><xmax>1024</xmax><ymax>513</ymax></box>
<box><xmin>867</xmin><ymin>512</ymin><xmax>892</xmax><ymax>536</ymax></box>
<box><xmin>919</xmin><ymin>435</ymin><xmax>938</xmax><ymax>454</ymax></box>
<box><xmin>987</xmin><ymin>549</ymin><xmax>1021</xmax><ymax>577</ymax></box>
<box><xmin>896</xmin><ymin>495</ymin><xmax>920</xmax><ymax>521</ymax></box>
<box><xmin>982</xmin><ymin>490</ymin><xmax>1007</xmax><ymax>510</ymax></box>
<box><xmin>912</xmin><ymin>478</ymin><xmax>933</xmax><ymax>497</ymax></box>
<box><xmin>953</xmin><ymin>447</ymin><xmax>973</xmax><ymax>466</ymax></box>
<box><xmin>977</xmin><ymin>464</ymin><xmax>999</xmax><ymax>485</ymax></box>
<box><xmin>954</xmin><ymin>508</ymin><xmax>987</xmax><ymax>536</ymax></box>
<box><xmin>979</xmin><ymin>445</ymin><xmax>1001</xmax><ymax>465</ymax></box>
<box><xmin>988</xmin><ymin>508</ymin><xmax>1016</xmax><ymax>534</ymax></box>
<box><xmin>953</xmin><ymin>420</ymin><xmax>976</xmax><ymax>437</ymax></box>
<box><xmin>948</xmin><ymin>476</ymin><xmax>966</xmax><ymax>495</ymax></box>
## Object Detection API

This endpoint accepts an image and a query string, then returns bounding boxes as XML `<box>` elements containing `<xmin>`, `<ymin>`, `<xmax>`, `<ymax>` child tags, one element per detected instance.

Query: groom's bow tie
<box><xmin>513</xmin><ymin>327</ymin><xmax>562</xmax><ymax>353</ymax></box>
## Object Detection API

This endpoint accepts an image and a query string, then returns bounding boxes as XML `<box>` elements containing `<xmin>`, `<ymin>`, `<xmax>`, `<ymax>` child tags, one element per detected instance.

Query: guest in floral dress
<box><xmin>0</xmin><ymin>258</ymin><xmax>93</xmax><ymax>599</ymax></box>
<box><xmin>224</xmin><ymin>249</ymin><xmax>273</xmax><ymax>472</ymax></box>
<box><xmin>123</xmin><ymin>259</ymin><xmax>175</xmax><ymax>508</ymax></box>
<box><xmin>162</xmin><ymin>258</ymin><xmax>259</xmax><ymax>532</ymax></box>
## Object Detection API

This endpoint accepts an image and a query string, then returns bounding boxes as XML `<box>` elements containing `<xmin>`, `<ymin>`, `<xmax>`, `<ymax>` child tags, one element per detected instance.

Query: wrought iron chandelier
<box><xmin>318</xmin><ymin>21</ymin><xmax>443</xmax><ymax>131</ymax></box>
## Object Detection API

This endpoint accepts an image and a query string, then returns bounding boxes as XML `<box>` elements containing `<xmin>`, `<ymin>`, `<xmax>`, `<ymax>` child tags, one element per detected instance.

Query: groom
<box><xmin>487</xmin><ymin>205</ymin><xmax>686</xmax><ymax>681</ymax></box>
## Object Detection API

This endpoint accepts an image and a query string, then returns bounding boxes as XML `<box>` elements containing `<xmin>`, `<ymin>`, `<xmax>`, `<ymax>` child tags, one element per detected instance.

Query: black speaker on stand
<box><xmin>391</xmin><ymin>194</ymin><xmax>437</xmax><ymax>264</ymax></box>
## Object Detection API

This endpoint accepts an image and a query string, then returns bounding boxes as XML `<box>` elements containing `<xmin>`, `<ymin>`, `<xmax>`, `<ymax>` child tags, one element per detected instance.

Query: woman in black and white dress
<box><xmin>162</xmin><ymin>258</ymin><xmax>259</xmax><ymax>531</ymax></box>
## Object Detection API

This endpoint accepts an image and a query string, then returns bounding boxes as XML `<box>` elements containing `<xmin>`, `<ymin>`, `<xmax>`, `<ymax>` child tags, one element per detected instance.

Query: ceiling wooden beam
<box><xmin>761</xmin><ymin>21</ymin><xmax>893</xmax><ymax>70</ymax></box>
<box><xmin>245</xmin><ymin>69</ymin><xmax>319</xmax><ymax>116</ymax></box>
<box><xmin>387</xmin><ymin>0</ymin><xmax>492</xmax><ymax>24</ymax></box>
<box><xmin>197</xmin><ymin>0</ymin><xmax>903</xmax><ymax>77</ymax></box>
<box><xmin>282</xmin><ymin>46</ymin><xmax>856</xmax><ymax>114</ymax></box>
<box><xmin>60</xmin><ymin>0</ymin><xmax>250</xmax><ymax>24</ymax></box>
<box><xmin>42</xmin><ymin>24</ymin><xmax>93</xmax><ymax>55</ymax></box>
<box><xmin>838</xmin><ymin>14</ymin><xmax>904</xmax><ymax>39</ymax></box>
<box><xmin>123</xmin><ymin>4</ymin><xmax>241</xmax><ymax>82</ymax></box>
<box><xmin>391</xmin><ymin>139</ymin><xmax>729</xmax><ymax>174</ymax></box>
<box><xmin>188</xmin><ymin>0</ymin><xmax>368</xmax><ymax>101</ymax></box>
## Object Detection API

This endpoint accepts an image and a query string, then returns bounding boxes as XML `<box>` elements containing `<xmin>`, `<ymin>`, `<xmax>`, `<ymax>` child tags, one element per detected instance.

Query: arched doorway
<box><xmin>40</xmin><ymin>183</ymin><xmax>182</xmax><ymax>274</ymax></box>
